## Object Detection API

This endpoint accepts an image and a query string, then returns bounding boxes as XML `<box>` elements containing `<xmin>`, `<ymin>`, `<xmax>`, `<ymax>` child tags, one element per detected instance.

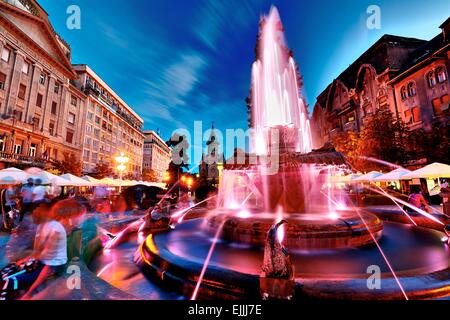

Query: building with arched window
<box><xmin>311</xmin><ymin>16</ymin><xmax>450</xmax><ymax>149</ymax></box>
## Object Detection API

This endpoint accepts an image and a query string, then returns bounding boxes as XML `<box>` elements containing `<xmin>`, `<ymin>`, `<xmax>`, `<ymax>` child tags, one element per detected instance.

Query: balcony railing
<box><xmin>0</xmin><ymin>151</ymin><xmax>48</xmax><ymax>167</ymax></box>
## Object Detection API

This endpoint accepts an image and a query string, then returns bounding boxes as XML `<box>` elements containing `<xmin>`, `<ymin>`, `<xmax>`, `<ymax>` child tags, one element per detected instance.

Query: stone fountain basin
<box><xmin>138</xmin><ymin>218</ymin><xmax>450</xmax><ymax>300</ymax></box>
<box><xmin>207</xmin><ymin>209</ymin><xmax>383</xmax><ymax>249</ymax></box>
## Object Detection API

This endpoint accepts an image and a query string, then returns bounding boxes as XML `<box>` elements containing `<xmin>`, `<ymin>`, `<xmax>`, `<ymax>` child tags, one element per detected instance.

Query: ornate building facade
<box><xmin>0</xmin><ymin>0</ymin><xmax>85</xmax><ymax>169</ymax></box>
<box><xmin>311</xmin><ymin>18</ymin><xmax>449</xmax><ymax>150</ymax></box>
<box><xmin>71</xmin><ymin>65</ymin><xmax>145</xmax><ymax>179</ymax></box>
<box><xmin>142</xmin><ymin>130</ymin><xmax>171</xmax><ymax>182</ymax></box>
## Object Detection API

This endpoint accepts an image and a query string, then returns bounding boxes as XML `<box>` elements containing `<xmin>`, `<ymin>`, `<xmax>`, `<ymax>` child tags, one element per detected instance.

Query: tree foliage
<box><xmin>92</xmin><ymin>162</ymin><xmax>113</xmax><ymax>179</ymax></box>
<box><xmin>50</xmin><ymin>152</ymin><xmax>82</xmax><ymax>176</ymax></box>
<box><xmin>142</xmin><ymin>169</ymin><xmax>158</xmax><ymax>182</ymax></box>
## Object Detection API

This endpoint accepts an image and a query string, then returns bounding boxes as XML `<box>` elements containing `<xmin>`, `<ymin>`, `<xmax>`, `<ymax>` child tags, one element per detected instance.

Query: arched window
<box><xmin>427</xmin><ymin>71</ymin><xmax>436</xmax><ymax>87</ymax></box>
<box><xmin>400</xmin><ymin>86</ymin><xmax>407</xmax><ymax>100</ymax></box>
<box><xmin>407</xmin><ymin>82</ymin><xmax>416</xmax><ymax>97</ymax></box>
<box><xmin>437</xmin><ymin>67</ymin><xmax>447</xmax><ymax>83</ymax></box>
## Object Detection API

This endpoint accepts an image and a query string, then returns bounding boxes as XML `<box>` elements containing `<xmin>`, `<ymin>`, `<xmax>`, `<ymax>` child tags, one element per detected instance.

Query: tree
<box><xmin>142</xmin><ymin>169</ymin><xmax>158</xmax><ymax>182</ymax></box>
<box><xmin>332</xmin><ymin>110</ymin><xmax>410</xmax><ymax>172</ymax></box>
<box><xmin>92</xmin><ymin>162</ymin><xmax>113</xmax><ymax>179</ymax></box>
<box><xmin>50</xmin><ymin>152</ymin><xmax>82</xmax><ymax>176</ymax></box>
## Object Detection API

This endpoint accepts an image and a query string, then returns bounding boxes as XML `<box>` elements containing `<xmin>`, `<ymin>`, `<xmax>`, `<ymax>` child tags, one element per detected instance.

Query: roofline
<box><xmin>387</xmin><ymin>43</ymin><xmax>450</xmax><ymax>85</ymax></box>
<box><xmin>142</xmin><ymin>130</ymin><xmax>170</xmax><ymax>149</ymax></box>
<box><xmin>72</xmin><ymin>64</ymin><xmax>144</xmax><ymax>123</ymax></box>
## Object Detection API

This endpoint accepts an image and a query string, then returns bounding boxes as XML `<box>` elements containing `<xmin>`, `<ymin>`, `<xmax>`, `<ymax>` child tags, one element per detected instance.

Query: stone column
<box><xmin>24</xmin><ymin>63</ymin><xmax>42</xmax><ymax>124</ymax></box>
<box><xmin>5</xmin><ymin>49</ymin><xmax>24</xmax><ymax>116</ymax></box>
<box><xmin>41</xmin><ymin>75</ymin><xmax>55</xmax><ymax>132</ymax></box>
<box><xmin>57</xmin><ymin>82</ymin><xmax>68</xmax><ymax>138</ymax></box>
<box><xmin>0</xmin><ymin>40</ymin><xmax>5</xmax><ymax>115</ymax></box>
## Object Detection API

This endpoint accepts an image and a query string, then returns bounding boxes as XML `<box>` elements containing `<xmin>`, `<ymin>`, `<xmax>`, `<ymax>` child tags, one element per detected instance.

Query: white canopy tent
<box><xmin>372</xmin><ymin>168</ymin><xmax>411</xmax><ymax>182</ymax></box>
<box><xmin>81</xmin><ymin>175</ymin><xmax>104</xmax><ymax>185</ymax></box>
<box><xmin>0</xmin><ymin>167</ymin><xmax>30</xmax><ymax>184</ymax></box>
<box><xmin>60</xmin><ymin>173</ymin><xmax>95</xmax><ymax>187</ymax></box>
<box><xmin>402</xmin><ymin>162</ymin><xmax>450</xmax><ymax>179</ymax></box>
<box><xmin>351</xmin><ymin>171</ymin><xmax>383</xmax><ymax>182</ymax></box>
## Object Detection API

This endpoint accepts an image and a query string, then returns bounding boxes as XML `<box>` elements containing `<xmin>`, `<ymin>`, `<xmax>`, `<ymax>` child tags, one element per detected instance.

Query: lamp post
<box><xmin>115</xmin><ymin>152</ymin><xmax>129</xmax><ymax>193</ymax></box>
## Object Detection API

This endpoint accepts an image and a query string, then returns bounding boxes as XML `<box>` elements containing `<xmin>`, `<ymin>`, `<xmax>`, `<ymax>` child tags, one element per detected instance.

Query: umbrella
<box><xmin>372</xmin><ymin>168</ymin><xmax>411</xmax><ymax>182</ymax></box>
<box><xmin>352</xmin><ymin>171</ymin><xmax>383</xmax><ymax>182</ymax></box>
<box><xmin>0</xmin><ymin>167</ymin><xmax>30</xmax><ymax>184</ymax></box>
<box><xmin>81</xmin><ymin>176</ymin><xmax>104</xmax><ymax>185</ymax></box>
<box><xmin>60</xmin><ymin>173</ymin><xmax>94</xmax><ymax>187</ymax></box>
<box><xmin>99</xmin><ymin>177</ymin><xmax>119</xmax><ymax>186</ymax></box>
<box><xmin>27</xmin><ymin>170</ymin><xmax>72</xmax><ymax>186</ymax></box>
<box><xmin>402</xmin><ymin>162</ymin><xmax>450</xmax><ymax>179</ymax></box>
<box><xmin>0</xmin><ymin>175</ymin><xmax>21</xmax><ymax>185</ymax></box>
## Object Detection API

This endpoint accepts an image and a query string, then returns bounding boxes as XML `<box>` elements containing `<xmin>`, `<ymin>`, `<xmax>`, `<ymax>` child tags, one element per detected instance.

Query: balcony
<box><xmin>0</xmin><ymin>151</ymin><xmax>47</xmax><ymax>167</ymax></box>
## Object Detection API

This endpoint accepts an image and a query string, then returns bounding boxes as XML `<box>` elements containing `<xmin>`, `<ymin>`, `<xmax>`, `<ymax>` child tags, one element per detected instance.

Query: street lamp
<box><xmin>115</xmin><ymin>152</ymin><xmax>129</xmax><ymax>193</ymax></box>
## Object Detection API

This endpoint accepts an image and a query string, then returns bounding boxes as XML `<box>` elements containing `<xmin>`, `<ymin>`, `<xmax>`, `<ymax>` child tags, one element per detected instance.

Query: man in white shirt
<box><xmin>31</xmin><ymin>178</ymin><xmax>47</xmax><ymax>205</ymax></box>
<box><xmin>20</xmin><ymin>178</ymin><xmax>34</xmax><ymax>222</ymax></box>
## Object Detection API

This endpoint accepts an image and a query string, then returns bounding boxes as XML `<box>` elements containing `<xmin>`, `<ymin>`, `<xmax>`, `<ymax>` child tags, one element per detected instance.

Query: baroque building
<box><xmin>311</xmin><ymin>17</ymin><xmax>449</xmax><ymax>150</ymax></box>
<box><xmin>0</xmin><ymin>0</ymin><xmax>85</xmax><ymax>169</ymax></box>
<box><xmin>142</xmin><ymin>130</ymin><xmax>171</xmax><ymax>182</ymax></box>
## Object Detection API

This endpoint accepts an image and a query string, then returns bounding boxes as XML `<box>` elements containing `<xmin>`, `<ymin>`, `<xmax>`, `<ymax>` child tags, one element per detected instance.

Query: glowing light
<box><xmin>277</xmin><ymin>222</ymin><xmax>285</xmax><ymax>243</ymax></box>
<box><xmin>236</xmin><ymin>209</ymin><xmax>252</xmax><ymax>219</ymax></box>
<box><xmin>441</xmin><ymin>236</ymin><xmax>449</xmax><ymax>243</ymax></box>
<box><xmin>328</xmin><ymin>212</ymin><xmax>340</xmax><ymax>220</ymax></box>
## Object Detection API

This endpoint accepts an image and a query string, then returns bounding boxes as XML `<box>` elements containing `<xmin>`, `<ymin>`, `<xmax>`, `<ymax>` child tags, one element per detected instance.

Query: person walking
<box><xmin>31</xmin><ymin>179</ymin><xmax>47</xmax><ymax>208</ymax></box>
<box><xmin>20</xmin><ymin>178</ymin><xmax>34</xmax><ymax>222</ymax></box>
<box><xmin>407</xmin><ymin>185</ymin><xmax>429</xmax><ymax>213</ymax></box>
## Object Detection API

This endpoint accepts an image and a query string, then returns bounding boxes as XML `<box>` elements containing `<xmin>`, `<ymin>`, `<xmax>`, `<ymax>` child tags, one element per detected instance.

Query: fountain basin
<box><xmin>137</xmin><ymin>218</ymin><xmax>450</xmax><ymax>300</ymax></box>
<box><xmin>206</xmin><ymin>209</ymin><xmax>383</xmax><ymax>249</ymax></box>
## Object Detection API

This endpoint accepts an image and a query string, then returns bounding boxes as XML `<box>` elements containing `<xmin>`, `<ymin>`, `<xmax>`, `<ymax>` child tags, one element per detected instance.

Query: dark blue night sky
<box><xmin>40</xmin><ymin>0</ymin><xmax>449</xmax><ymax>162</ymax></box>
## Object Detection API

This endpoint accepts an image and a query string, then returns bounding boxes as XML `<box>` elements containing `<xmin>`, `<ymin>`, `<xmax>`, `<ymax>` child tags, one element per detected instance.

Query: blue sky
<box><xmin>40</xmin><ymin>0</ymin><xmax>449</xmax><ymax>163</ymax></box>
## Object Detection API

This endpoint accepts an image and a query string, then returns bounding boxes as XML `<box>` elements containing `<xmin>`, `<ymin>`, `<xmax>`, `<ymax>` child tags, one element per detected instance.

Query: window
<box><xmin>32</xmin><ymin>117</ymin><xmax>40</xmax><ymax>130</ymax></box>
<box><xmin>71</xmin><ymin>95</ymin><xmax>77</xmax><ymax>106</ymax></box>
<box><xmin>39</xmin><ymin>74</ymin><xmax>46</xmax><ymax>85</ymax></box>
<box><xmin>441</xmin><ymin>94</ymin><xmax>449</xmax><ymax>111</ymax></box>
<box><xmin>437</xmin><ymin>67</ymin><xmax>447</xmax><ymax>83</ymax></box>
<box><xmin>29</xmin><ymin>143</ymin><xmax>37</xmax><ymax>157</ymax></box>
<box><xmin>0</xmin><ymin>72</ymin><xmax>6</xmax><ymax>90</ymax></box>
<box><xmin>22</xmin><ymin>61</ymin><xmax>29</xmax><ymax>75</ymax></box>
<box><xmin>13</xmin><ymin>110</ymin><xmax>22</xmax><ymax>121</ymax></box>
<box><xmin>13</xmin><ymin>143</ymin><xmax>22</xmax><ymax>155</ymax></box>
<box><xmin>404</xmin><ymin>110</ymin><xmax>412</xmax><ymax>124</ymax></box>
<box><xmin>407</xmin><ymin>82</ymin><xmax>416</xmax><ymax>97</ymax></box>
<box><xmin>87</xmin><ymin>112</ymin><xmax>93</xmax><ymax>120</ymax></box>
<box><xmin>432</xmin><ymin>98</ymin><xmax>441</xmax><ymax>116</ymax></box>
<box><xmin>66</xmin><ymin>130</ymin><xmax>74</xmax><ymax>144</ymax></box>
<box><xmin>92</xmin><ymin>140</ymin><xmax>99</xmax><ymax>150</ymax></box>
<box><xmin>94</xmin><ymin>128</ymin><xmax>100</xmax><ymax>137</ymax></box>
<box><xmin>1</xmin><ymin>47</ymin><xmax>10</xmax><ymax>62</ymax></box>
<box><xmin>51</xmin><ymin>102</ymin><xmax>57</xmax><ymax>115</ymax></box>
<box><xmin>411</xmin><ymin>106</ymin><xmax>420</xmax><ymax>123</ymax></box>
<box><xmin>0</xmin><ymin>135</ymin><xmax>4</xmax><ymax>152</ymax></box>
<box><xmin>95</xmin><ymin>105</ymin><xmax>101</xmax><ymax>113</ymax></box>
<box><xmin>18</xmin><ymin>84</ymin><xmax>26</xmax><ymax>100</ymax></box>
<box><xmin>95</xmin><ymin>116</ymin><xmax>100</xmax><ymax>124</ymax></box>
<box><xmin>49</xmin><ymin>121</ymin><xmax>55</xmax><ymax>136</ymax></box>
<box><xmin>400</xmin><ymin>86</ymin><xmax>407</xmax><ymax>100</ymax></box>
<box><xmin>427</xmin><ymin>71</ymin><xmax>436</xmax><ymax>87</ymax></box>
<box><xmin>91</xmin><ymin>153</ymin><xmax>98</xmax><ymax>162</ymax></box>
<box><xmin>36</xmin><ymin>93</ymin><xmax>43</xmax><ymax>107</ymax></box>
<box><xmin>54</xmin><ymin>83</ymin><xmax>60</xmax><ymax>94</ymax></box>
<box><xmin>84</xmin><ymin>137</ymin><xmax>91</xmax><ymax>147</ymax></box>
<box><xmin>68</xmin><ymin>112</ymin><xmax>76</xmax><ymax>124</ymax></box>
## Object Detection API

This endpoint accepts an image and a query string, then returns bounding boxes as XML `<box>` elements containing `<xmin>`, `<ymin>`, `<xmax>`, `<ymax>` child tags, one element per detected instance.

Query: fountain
<box><xmin>132</xmin><ymin>7</ymin><xmax>450</xmax><ymax>300</ymax></box>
